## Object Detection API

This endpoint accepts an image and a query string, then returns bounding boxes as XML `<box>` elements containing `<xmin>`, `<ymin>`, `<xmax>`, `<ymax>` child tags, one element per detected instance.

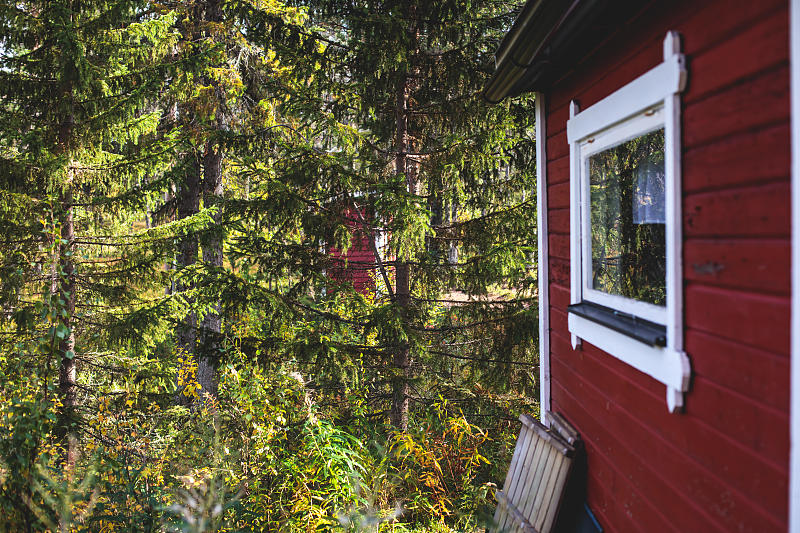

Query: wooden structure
<box><xmin>327</xmin><ymin>204</ymin><xmax>381</xmax><ymax>294</ymax></box>
<box><xmin>492</xmin><ymin>414</ymin><xmax>578</xmax><ymax>533</ymax></box>
<box><xmin>486</xmin><ymin>1</ymin><xmax>797</xmax><ymax>531</ymax></box>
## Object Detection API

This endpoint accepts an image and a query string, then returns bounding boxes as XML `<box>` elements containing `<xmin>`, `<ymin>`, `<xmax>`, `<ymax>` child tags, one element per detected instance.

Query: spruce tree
<box><xmin>164</xmin><ymin>0</ymin><xmax>318</xmax><ymax>402</ymax></box>
<box><xmin>0</xmin><ymin>0</ymin><xmax>180</xmax><ymax>461</ymax></box>
<box><xmin>299</xmin><ymin>0</ymin><xmax>538</xmax><ymax>429</ymax></box>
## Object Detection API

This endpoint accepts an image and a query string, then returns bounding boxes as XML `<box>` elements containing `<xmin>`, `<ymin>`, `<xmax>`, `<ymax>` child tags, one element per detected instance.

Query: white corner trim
<box><xmin>568</xmin><ymin>100</ymin><xmax>582</xmax><ymax>351</ymax></box>
<box><xmin>567</xmin><ymin>44</ymin><xmax>687</xmax><ymax>144</ymax></box>
<box><xmin>565</xmin><ymin>31</ymin><xmax>690</xmax><ymax>413</ymax></box>
<box><xmin>789</xmin><ymin>0</ymin><xmax>800</xmax><ymax>530</ymax></box>
<box><xmin>536</xmin><ymin>93</ymin><xmax>551</xmax><ymax>426</ymax></box>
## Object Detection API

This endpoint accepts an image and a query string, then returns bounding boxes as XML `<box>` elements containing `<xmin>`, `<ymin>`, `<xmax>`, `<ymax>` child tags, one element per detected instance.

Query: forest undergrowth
<box><xmin>0</xmin><ymin>295</ymin><xmax>536</xmax><ymax>531</ymax></box>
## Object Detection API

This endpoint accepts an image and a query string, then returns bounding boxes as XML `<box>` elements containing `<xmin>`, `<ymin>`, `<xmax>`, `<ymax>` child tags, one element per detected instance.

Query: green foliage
<box><xmin>0</xmin><ymin>322</ymin><xmax>525</xmax><ymax>531</ymax></box>
<box><xmin>0</xmin><ymin>0</ymin><xmax>540</xmax><ymax>530</ymax></box>
<box><xmin>392</xmin><ymin>402</ymin><xmax>494</xmax><ymax>525</ymax></box>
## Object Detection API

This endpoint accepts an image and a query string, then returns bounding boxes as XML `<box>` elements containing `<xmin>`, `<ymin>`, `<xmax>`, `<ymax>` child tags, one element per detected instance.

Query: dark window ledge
<box><xmin>567</xmin><ymin>302</ymin><xmax>666</xmax><ymax>347</ymax></box>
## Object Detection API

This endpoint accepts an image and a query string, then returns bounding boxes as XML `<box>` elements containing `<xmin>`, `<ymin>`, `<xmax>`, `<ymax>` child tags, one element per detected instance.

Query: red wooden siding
<box><xmin>543</xmin><ymin>1</ymin><xmax>791</xmax><ymax>531</ymax></box>
<box><xmin>328</xmin><ymin>206</ymin><xmax>377</xmax><ymax>294</ymax></box>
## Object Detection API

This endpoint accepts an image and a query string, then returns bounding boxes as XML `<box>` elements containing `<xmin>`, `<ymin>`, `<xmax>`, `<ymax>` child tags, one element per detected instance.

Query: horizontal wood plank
<box><xmin>548</xmin><ymin>257</ymin><xmax>570</xmax><ymax>287</ymax></box>
<box><xmin>547</xmin><ymin>181</ymin><xmax>569</xmax><ymax>210</ymax></box>
<box><xmin>551</xmin><ymin>376</ymin><xmax>721</xmax><ymax>533</ymax></box>
<box><xmin>545</xmin><ymin>130</ymin><xmax>569</xmax><ymax>162</ymax></box>
<box><xmin>684</xmin><ymin>238</ymin><xmax>790</xmax><ymax>295</ymax></box>
<box><xmin>548</xmin><ymin>283</ymin><xmax>570</xmax><ymax>311</ymax></box>
<box><xmin>547</xmin><ymin>208</ymin><xmax>569</xmax><ymax>234</ymax></box>
<box><xmin>685</xmin><ymin>7</ymin><xmax>788</xmax><ymax>102</ymax></box>
<box><xmin>549</xmin><ymin>0</ymin><xmax>785</xmax><ymax>110</ymax></box>
<box><xmin>687</xmin><ymin>330</ymin><xmax>790</xmax><ymax>412</ymax></box>
<box><xmin>551</xmin><ymin>352</ymin><xmax>787</xmax><ymax>529</ymax></box>
<box><xmin>689</xmin><ymin>375</ymin><xmax>789</xmax><ymax>462</ymax></box>
<box><xmin>683</xmin><ymin>122</ymin><xmax>790</xmax><ymax>193</ymax></box>
<box><xmin>680</xmin><ymin>0</ymin><xmax>786</xmax><ymax>58</ymax></box>
<box><xmin>685</xmin><ymin>284</ymin><xmax>790</xmax><ymax>355</ymax></box>
<box><xmin>684</xmin><ymin>182</ymin><xmax>791</xmax><ymax>238</ymax></box>
<box><xmin>547</xmin><ymin>233</ymin><xmax>570</xmax><ymax>261</ymax></box>
<box><xmin>683</xmin><ymin>64</ymin><xmax>789</xmax><ymax>149</ymax></box>
<box><xmin>545</xmin><ymin>155</ymin><xmax>570</xmax><ymax>185</ymax></box>
<box><xmin>551</xmin><ymin>334</ymin><xmax>790</xmax><ymax>509</ymax></box>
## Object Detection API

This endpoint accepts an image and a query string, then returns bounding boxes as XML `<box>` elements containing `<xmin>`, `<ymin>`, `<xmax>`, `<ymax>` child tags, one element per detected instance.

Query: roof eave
<box><xmin>483</xmin><ymin>0</ymin><xmax>592</xmax><ymax>103</ymax></box>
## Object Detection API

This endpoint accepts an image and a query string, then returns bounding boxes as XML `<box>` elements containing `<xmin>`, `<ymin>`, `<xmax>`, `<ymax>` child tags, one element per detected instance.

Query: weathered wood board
<box><xmin>490</xmin><ymin>414</ymin><xmax>577</xmax><ymax>533</ymax></box>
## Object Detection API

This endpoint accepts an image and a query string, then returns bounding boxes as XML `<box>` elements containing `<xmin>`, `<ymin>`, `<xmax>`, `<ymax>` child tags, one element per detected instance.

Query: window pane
<box><xmin>588</xmin><ymin>128</ymin><xmax>666</xmax><ymax>306</ymax></box>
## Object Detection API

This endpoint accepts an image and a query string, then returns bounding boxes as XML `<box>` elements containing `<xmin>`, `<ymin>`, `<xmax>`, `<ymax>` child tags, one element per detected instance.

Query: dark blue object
<box><xmin>575</xmin><ymin>502</ymin><xmax>603</xmax><ymax>533</ymax></box>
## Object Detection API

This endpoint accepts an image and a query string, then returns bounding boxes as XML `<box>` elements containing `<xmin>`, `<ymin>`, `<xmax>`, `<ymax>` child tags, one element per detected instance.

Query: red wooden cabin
<box><xmin>327</xmin><ymin>203</ymin><xmax>384</xmax><ymax>294</ymax></box>
<box><xmin>486</xmin><ymin>1</ymin><xmax>800</xmax><ymax>531</ymax></box>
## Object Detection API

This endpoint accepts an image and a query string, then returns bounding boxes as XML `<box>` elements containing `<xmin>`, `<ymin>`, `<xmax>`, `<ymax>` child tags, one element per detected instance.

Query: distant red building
<box><xmin>327</xmin><ymin>203</ymin><xmax>382</xmax><ymax>294</ymax></box>
<box><xmin>487</xmin><ymin>1</ymin><xmax>800</xmax><ymax>531</ymax></box>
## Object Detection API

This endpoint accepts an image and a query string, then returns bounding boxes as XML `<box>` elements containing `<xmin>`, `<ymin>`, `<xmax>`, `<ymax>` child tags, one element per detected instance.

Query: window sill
<box><xmin>567</xmin><ymin>302</ymin><xmax>666</xmax><ymax>347</ymax></box>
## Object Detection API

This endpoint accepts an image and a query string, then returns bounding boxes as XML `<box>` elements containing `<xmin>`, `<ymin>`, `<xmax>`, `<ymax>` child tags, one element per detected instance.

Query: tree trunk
<box><xmin>391</xmin><ymin>53</ymin><xmax>414</xmax><ymax>431</ymax></box>
<box><xmin>198</xmin><ymin>144</ymin><xmax>223</xmax><ymax>401</ymax></box>
<box><xmin>175</xmin><ymin>152</ymin><xmax>201</xmax><ymax>403</ymax></box>
<box><xmin>55</xmin><ymin>72</ymin><xmax>77</xmax><ymax>463</ymax></box>
<box><xmin>192</xmin><ymin>0</ymin><xmax>225</xmax><ymax>404</ymax></box>
<box><xmin>57</xmin><ymin>189</ymin><xmax>77</xmax><ymax>466</ymax></box>
<box><xmin>392</xmin><ymin>264</ymin><xmax>411</xmax><ymax>431</ymax></box>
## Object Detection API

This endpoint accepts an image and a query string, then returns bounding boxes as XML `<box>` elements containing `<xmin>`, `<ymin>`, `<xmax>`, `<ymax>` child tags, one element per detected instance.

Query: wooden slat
<box><xmin>529</xmin><ymin>449</ymin><xmax>558</xmax><ymax>529</ymax></box>
<box><xmin>541</xmin><ymin>456</ymin><xmax>572</xmax><ymax>532</ymax></box>
<box><xmin>492</xmin><ymin>491</ymin><xmax>509</xmax><ymax>533</ymax></box>
<box><xmin>492</xmin><ymin>413</ymin><xmax>579</xmax><ymax>533</ymax></box>
<box><xmin>507</xmin><ymin>432</ymin><xmax>541</xmax><ymax>530</ymax></box>
<box><xmin>501</xmin><ymin>425</ymin><xmax>529</xmax><ymax>497</ymax></box>
<box><xmin>522</xmin><ymin>443</ymin><xmax>553</xmax><ymax>522</ymax></box>
<box><xmin>549</xmin><ymin>412</ymin><xmax>580</xmax><ymax>446</ymax></box>
<box><xmin>503</xmin><ymin>427</ymin><xmax>534</xmax><ymax>530</ymax></box>
<box><xmin>506</xmin><ymin>426</ymin><xmax>532</xmax><ymax>498</ymax></box>
<box><xmin>491</xmin><ymin>487</ymin><xmax>507</xmax><ymax>533</ymax></box>
<box><xmin>516</xmin><ymin>437</ymin><xmax>546</xmax><ymax>522</ymax></box>
<box><xmin>520</xmin><ymin>414</ymin><xmax>574</xmax><ymax>457</ymax></box>
<box><xmin>496</xmin><ymin>490</ymin><xmax>539</xmax><ymax>533</ymax></box>
<box><xmin>534</xmin><ymin>453</ymin><xmax>565</xmax><ymax>531</ymax></box>
<box><xmin>494</xmin><ymin>425</ymin><xmax>526</xmax><ymax>532</ymax></box>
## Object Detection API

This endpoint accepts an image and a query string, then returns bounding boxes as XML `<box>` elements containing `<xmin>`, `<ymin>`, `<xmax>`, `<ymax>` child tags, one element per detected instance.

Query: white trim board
<box><xmin>568</xmin><ymin>100</ymin><xmax>582</xmax><ymax>351</ymax></box>
<box><xmin>789</xmin><ymin>0</ymin><xmax>800</xmax><ymax>529</ymax></box>
<box><xmin>535</xmin><ymin>93</ymin><xmax>551</xmax><ymax>426</ymax></box>
<box><xmin>566</xmin><ymin>52</ymin><xmax>687</xmax><ymax>144</ymax></box>
<box><xmin>568</xmin><ymin>314</ymin><xmax>690</xmax><ymax>392</ymax></box>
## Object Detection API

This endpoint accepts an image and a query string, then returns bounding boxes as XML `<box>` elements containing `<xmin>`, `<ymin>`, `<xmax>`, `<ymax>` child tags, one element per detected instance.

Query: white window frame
<box><xmin>566</xmin><ymin>31</ymin><xmax>691</xmax><ymax>412</ymax></box>
<box><xmin>579</xmin><ymin>108</ymin><xmax>667</xmax><ymax>325</ymax></box>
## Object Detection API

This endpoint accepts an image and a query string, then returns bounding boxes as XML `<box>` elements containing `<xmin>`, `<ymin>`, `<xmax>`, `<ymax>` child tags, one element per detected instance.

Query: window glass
<box><xmin>588</xmin><ymin>128</ymin><xmax>666</xmax><ymax>306</ymax></box>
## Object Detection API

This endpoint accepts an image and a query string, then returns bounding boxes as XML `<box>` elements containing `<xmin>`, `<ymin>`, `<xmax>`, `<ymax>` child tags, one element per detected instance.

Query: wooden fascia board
<box><xmin>484</xmin><ymin>0</ymin><xmax>582</xmax><ymax>102</ymax></box>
